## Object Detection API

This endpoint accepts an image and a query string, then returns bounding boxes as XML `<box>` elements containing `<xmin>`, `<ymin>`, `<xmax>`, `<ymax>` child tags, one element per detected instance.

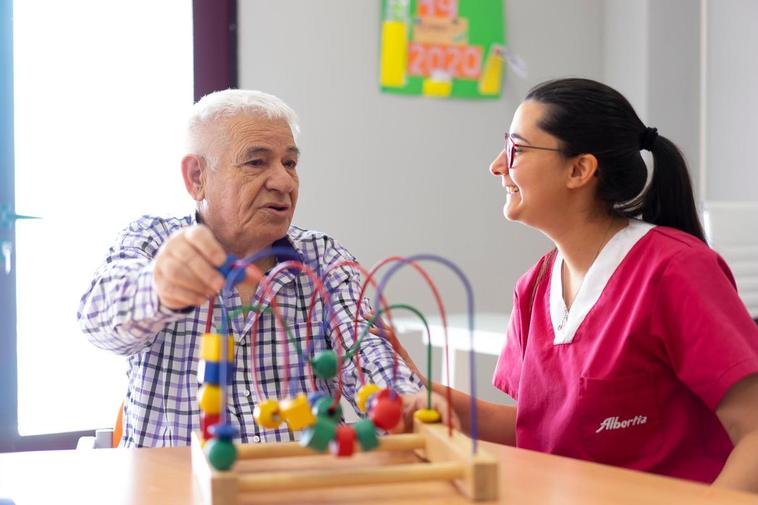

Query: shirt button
<box><xmin>244</xmin><ymin>389</ymin><xmax>251</xmax><ymax>397</ymax></box>
<box><xmin>253</xmin><ymin>435</ymin><xmax>260</xmax><ymax>443</ymax></box>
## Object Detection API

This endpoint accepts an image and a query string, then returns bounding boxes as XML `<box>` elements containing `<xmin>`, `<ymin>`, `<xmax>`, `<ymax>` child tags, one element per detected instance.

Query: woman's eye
<box><xmin>513</xmin><ymin>147</ymin><xmax>523</xmax><ymax>154</ymax></box>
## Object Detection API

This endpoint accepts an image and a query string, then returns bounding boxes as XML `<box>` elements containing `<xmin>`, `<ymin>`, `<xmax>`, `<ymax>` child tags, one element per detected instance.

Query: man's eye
<box><xmin>283</xmin><ymin>160</ymin><xmax>298</xmax><ymax>169</ymax></box>
<box><xmin>244</xmin><ymin>159</ymin><xmax>265</xmax><ymax>167</ymax></box>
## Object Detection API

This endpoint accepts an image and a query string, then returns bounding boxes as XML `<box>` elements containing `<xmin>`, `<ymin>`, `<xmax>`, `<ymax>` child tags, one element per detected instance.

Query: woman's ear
<box><xmin>566</xmin><ymin>153</ymin><xmax>599</xmax><ymax>190</ymax></box>
<box><xmin>181</xmin><ymin>154</ymin><xmax>206</xmax><ymax>201</ymax></box>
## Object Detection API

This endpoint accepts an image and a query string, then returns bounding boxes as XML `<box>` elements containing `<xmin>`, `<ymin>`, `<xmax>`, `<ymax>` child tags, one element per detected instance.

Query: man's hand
<box><xmin>153</xmin><ymin>225</ymin><xmax>228</xmax><ymax>310</ymax></box>
<box><xmin>366</xmin><ymin>311</ymin><xmax>428</xmax><ymax>386</ymax></box>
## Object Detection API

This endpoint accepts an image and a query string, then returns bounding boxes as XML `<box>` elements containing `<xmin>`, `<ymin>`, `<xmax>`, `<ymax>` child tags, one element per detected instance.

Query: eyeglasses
<box><xmin>504</xmin><ymin>132</ymin><xmax>564</xmax><ymax>169</ymax></box>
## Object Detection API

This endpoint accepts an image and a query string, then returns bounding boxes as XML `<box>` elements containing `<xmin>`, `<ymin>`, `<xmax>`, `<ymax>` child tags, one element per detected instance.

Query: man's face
<box><xmin>198</xmin><ymin>113</ymin><xmax>299</xmax><ymax>256</ymax></box>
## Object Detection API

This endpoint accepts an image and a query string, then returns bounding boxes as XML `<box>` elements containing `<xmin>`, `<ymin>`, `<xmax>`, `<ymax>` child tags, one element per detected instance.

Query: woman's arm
<box><xmin>429</xmin><ymin>382</ymin><xmax>517</xmax><ymax>446</ymax></box>
<box><xmin>714</xmin><ymin>373</ymin><xmax>758</xmax><ymax>493</ymax></box>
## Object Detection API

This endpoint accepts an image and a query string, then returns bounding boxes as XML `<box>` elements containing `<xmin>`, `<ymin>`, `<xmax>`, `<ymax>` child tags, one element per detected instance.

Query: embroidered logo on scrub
<box><xmin>595</xmin><ymin>415</ymin><xmax>648</xmax><ymax>433</ymax></box>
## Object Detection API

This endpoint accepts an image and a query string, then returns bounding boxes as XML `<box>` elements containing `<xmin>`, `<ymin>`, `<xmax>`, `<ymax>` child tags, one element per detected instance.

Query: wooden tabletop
<box><xmin>1</xmin><ymin>441</ymin><xmax>757</xmax><ymax>505</ymax></box>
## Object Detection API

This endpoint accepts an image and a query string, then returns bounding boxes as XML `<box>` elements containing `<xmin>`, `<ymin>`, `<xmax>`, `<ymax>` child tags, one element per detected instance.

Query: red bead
<box><xmin>330</xmin><ymin>425</ymin><xmax>355</xmax><ymax>457</ymax></box>
<box><xmin>369</xmin><ymin>389</ymin><xmax>403</xmax><ymax>431</ymax></box>
<box><xmin>201</xmin><ymin>413</ymin><xmax>220</xmax><ymax>440</ymax></box>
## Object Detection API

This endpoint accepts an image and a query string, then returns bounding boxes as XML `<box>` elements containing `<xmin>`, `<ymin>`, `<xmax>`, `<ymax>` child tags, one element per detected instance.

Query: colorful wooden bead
<box><xmin>312</xmin><ymin>396</ymin><xmax>343</xmax><ymax>422</ymax></box>
<box><xmin>200</xmin><ymin>413</ymin><xmax>220</xmax><ymax>440</ymax></box>
<box><xmin>330</xmin><ymin>424</ymin><xmax>356</xmax><ymax>457</ymax></box>
<box><xmin>209</xmin><ymin>423</ymin><xmax>238</xmax><ymax>441</ymax></box>
<box><xmin>217</xmin><ymin>255</ymin><xmax>238</xmax><ymax>277</ymax></box>
<box><xmin>354</xmin><ymin>418</ymin><xmax>379</xmax><ymax>451</ymax></box>
<box><xmin>414</xmin><ymin>408</ymin><xmax>441</xmax><ymax>423</ymax></box>
<box><xmin>253</xmin><ymin>398</ymin><xmax>282</xmax><ymax>429</ymax></box>
<box><xmin>311</xmin><ymin>350</ymin><xmax>338</xmax><ymax>379</ymax></box>
<box><xmin>200</xmin><ymin>333</ymin><xmax>234</xmax><ymax>362</ymax></box>
<box><xmin>205</xmin><ymin>438</ymin><xmax>237</xmax><ymax>471</ymax></box>
<box><xmin>280</xmin><ymin>393</ymin><xmax>316</xmax><ymax>432</ymax></box>
<box><xmin>308</xmin><ymin>391</ymin><xmax>327</xmax><ymax>406</ymax></box>
<box><xmin>198</xmin><ymin>360</ymin><xmax>234</xmax><ymax>385</ymax></box>
<box><xmin>299</xmin><ymin>416</ymin><xmax>336</xmax><ymax>452</ymax></box>
<box><xmin>198</xmin><ymin>384</ymin><xmax>222</xmax><ymax>415</ymax></box>
<box><xmin>369</xmin><ymin>389</ymin><xmax>403</xmax><ymax>431</ymax></box>
<box><xmin>356</xmin><ymin>383</ymin><xmax>382</xmax><ymax>412</ymax></box>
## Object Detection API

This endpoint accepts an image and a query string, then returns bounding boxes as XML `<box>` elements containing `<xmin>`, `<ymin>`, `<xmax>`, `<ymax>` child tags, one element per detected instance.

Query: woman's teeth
<box><xmin>506</xmin><ymin>185</ymin><xmax>520</xmax><ymax>194</ymax></box>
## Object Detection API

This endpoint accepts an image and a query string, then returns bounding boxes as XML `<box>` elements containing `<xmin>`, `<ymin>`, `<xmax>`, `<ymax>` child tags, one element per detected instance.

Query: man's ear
<box><xmin>566</xmin><ymin>153</ymin><xmax>599</xmax><ymax>190</ymax></box>
<box><xmin>181</xmin><ymin>154</ymin><xmax>206</xmax><ymax>201</ymax></box>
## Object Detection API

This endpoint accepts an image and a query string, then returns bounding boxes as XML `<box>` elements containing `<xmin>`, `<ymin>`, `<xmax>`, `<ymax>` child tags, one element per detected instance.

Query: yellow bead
<box><xmin>356</xmin><ymin>384</ymin><xmax>382</xmax><ymax>412</ymax></box>
<box><xmin>200</xmin><ymin>333</ymin><xmax>234</xmax><ymax>362</ymax></box>
<box><xmin>198</xmin><ymin>384</ymin><xmax>222</xmax><ymax>415</ymax></box>
<box><xmin>254</xmin><ymin>399</ymin><xmax>282</xmax><ymax>429</ymax></box>
<box><xmin>414</xmin><ymin>408</ymin><xmax>441</xmax><ymax>423</ymax></box>
<box><xmin>280</xmin><ymin>393</ymin><xmax>316</xmax><ymax>432</ymax></box>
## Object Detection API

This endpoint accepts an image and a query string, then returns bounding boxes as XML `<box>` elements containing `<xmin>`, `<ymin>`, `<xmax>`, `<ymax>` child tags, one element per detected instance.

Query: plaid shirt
<box><xmin>78</xmin><ymin>214</ymin><xmax>421</xmax><ymax>447</ymax></box>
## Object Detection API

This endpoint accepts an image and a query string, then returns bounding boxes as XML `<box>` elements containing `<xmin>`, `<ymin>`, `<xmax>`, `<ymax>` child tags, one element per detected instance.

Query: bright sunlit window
<box><xmin>13</xmin><ymin>1</ymin><xmax>194</xmax><ymax>435</ymax></box>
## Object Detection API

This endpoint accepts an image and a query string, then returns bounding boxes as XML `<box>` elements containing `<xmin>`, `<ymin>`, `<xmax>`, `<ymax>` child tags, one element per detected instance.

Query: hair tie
<box><xmin>640</xmin><ymin>127</ymin><xmax>658</xmax><ymax>151</ymax></box>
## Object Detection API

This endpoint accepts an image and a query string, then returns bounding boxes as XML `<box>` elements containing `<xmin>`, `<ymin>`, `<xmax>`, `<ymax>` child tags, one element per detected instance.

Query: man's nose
<box><xmin>489</xmin><ymin>149</ymin><xmax>508</xmax><ymax>177</ymax></box>
<box><xmin>266</xmin><ymin>163</ymin><xmax>296</xmax><ymax>192</ymax></box>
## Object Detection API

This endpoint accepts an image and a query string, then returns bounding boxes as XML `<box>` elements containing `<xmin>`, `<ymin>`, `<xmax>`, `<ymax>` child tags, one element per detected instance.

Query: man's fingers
<box><xmin>157</xmin><ymin>282</ymin><xmax>208</xmax><ymax>309</ymax></box>
<box><xmin>183</xmin><ymin>225</ymin><xmax>227</xmax><ymax>267</ymax></box>
<box><xmin>166</xmin><ymin>238</ymin><xmax>225</xmax><ymax>293</ymax></box>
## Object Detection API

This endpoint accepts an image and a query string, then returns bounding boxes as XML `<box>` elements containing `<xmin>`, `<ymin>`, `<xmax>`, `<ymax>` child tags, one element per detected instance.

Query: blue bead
<box><xmin>209</xmin><ymin>423</ymin><xmax>238</xmax><ymax>441</ymax></box>
<box><xmin>198</xmin><ymin>360</ymin><xmax>234</xmax><ymax>385</ymax></box>
<box><xmin>308</xmin><ymin>391</ymin><xmax>327</xmax><ymax>406</ymax></box>
<box><xmin>218</xmin><ymin>255</ymin><xmax>238</xmax><ymax>277</ymax></box>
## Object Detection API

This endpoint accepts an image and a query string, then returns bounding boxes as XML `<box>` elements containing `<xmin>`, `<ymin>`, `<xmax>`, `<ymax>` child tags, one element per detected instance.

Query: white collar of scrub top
<box><xmin>549</xmin><ymin>219</ymin><xmax>655</xmax><ymax>345</ymax></box>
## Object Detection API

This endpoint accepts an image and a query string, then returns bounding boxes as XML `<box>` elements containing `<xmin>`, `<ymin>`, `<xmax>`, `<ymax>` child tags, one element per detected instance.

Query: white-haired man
<box><xmin>78</xmin><ymin>90</ymin><xmax>423</xmax><ymax>447</ymax></box>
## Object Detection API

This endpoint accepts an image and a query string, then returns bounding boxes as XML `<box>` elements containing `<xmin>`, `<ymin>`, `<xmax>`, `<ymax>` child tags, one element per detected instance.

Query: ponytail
<box><xmin>641</xmin><ymin>134</ymin><xmax>706</xmax><ymax>241</ymax></box>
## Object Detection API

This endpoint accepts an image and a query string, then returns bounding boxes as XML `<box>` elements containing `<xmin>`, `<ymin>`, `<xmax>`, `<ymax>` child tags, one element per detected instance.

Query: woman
<box><xmin>388</xmin><ymin>78</ymin><xmax>758</xmax><ymax>492</ymax></box>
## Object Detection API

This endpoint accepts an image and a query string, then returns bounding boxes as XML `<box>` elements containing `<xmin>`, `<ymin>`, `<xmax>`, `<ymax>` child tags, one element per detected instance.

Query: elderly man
<box><xmin>78</xmin><ymin>89</ymin><xmax>422</xmax><ymax>447</ymax></box>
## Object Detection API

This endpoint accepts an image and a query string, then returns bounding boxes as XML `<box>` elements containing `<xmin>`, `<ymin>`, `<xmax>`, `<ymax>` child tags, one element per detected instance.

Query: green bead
<box><xmin>354</xmin><ymin>418</ymin><xmax>379</xmax><ymax>451</ymax></box>
<box><xmin>311</xmin><ymin>350</ymin><xmax>339</xmax><ymax>379</ymax></box>
<box><xmin>300</xmin><ymin>416</ymin><xmax>337</xmax><ymax>452</ymax></box>
<box><xmin>312</xmin><ymin>396</ymin><xmax>343</xmax><ymax>422</ymax></box>
<box><xmin>205</xmin><ymin>438</ymin><xmax>237</xmax><ymax>471</ymax></box>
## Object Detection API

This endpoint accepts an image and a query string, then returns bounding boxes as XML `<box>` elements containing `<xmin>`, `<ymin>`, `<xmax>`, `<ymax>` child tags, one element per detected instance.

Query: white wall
<box><xmin>705</xmin><ymin>0</ymin><xmax>758</xmax><ymax>202</ymax></box>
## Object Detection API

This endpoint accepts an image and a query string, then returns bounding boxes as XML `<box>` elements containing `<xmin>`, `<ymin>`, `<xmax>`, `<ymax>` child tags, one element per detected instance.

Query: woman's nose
<box><xmin>489</xmin><ymin>149</ymin><xmax>508</xmax><ymax>177</ymax></box>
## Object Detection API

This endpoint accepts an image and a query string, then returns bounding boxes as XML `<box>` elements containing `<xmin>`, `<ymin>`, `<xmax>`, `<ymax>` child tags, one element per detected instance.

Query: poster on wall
<box><xmin>380</xmin><ymin>0</ymin><xmax>506</xmax><ymax>99</ymax></box>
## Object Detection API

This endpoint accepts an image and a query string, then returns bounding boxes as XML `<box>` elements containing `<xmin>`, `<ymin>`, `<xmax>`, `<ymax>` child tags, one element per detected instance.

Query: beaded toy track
<box><xmin>192</xmin><ymin>248</ymin><xmax>497</xmax><ymax>504</ymax></box>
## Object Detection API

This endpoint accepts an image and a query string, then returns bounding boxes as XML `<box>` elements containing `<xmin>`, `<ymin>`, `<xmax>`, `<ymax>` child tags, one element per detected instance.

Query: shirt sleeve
<box><xmin>76</xmin><ymin>218</ymin><xmax>189</xmax><ymax>356</ymax></box>
<box><xmin>492</xmin><ymin>290</ymin><xmax>522</xmax><ymax>400</ymax></box>
<box><xmin>653</xmin><ymin>248</ymin><xmax>758</xmax><ymax>410</ymax></box>
<box><xmin>321</xmin><ymin>240</ymin><xmax>422</xmax><ymax>413</ymax></box>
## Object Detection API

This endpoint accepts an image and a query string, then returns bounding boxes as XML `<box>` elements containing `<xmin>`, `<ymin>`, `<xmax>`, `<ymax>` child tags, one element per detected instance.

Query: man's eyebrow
<box><xmin>239</xmin><ymin>146</ymin><xmax>300</xmax><ymax>159</ymax></box>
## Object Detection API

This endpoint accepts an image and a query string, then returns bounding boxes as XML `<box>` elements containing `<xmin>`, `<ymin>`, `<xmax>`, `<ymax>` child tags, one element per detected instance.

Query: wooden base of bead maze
<box><xmin>191</xmin><ymin>420</ymin><xmax>498</xmax><ymax>505</ymax></box>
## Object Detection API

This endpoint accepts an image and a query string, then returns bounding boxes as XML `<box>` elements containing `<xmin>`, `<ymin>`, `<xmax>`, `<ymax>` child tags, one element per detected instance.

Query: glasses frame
<box><xmin>504</xmin><ymin>132</ymin><xmax>564</xmax><ymax>169</ymax></box>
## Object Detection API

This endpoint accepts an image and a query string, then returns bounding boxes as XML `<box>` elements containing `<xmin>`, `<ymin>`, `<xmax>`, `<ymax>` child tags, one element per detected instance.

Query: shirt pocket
<box><xmin>578</xmin><ymin>373</ymin><xmax>663</xmax><ymax>466</ymax></box>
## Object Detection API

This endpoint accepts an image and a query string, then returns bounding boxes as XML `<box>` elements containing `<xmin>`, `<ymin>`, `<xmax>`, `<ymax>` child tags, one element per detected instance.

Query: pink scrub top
<box><xmin>493</xmin><ymin>221</ymin><xmax>758</xmax><ymax>483</ymax></box>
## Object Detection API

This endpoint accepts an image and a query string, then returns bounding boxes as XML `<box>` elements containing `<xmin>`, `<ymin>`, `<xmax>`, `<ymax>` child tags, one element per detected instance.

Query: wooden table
<box><xmin>1</xmin><ymin>441</ymin><xmax>757</xmax><ymax>504</ymax></box>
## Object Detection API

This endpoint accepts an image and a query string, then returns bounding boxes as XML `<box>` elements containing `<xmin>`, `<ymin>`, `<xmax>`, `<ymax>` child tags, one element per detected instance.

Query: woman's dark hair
<box><xmin>525</xmin><ymin>78</ymin><xmax>706</xmax><ymax>242</ymax></box>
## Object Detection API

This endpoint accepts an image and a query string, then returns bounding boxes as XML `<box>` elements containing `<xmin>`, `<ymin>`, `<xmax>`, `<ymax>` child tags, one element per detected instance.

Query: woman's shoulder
<box><xmin>514</xmin><ymin>250</ymin><xmax>557</xmax><ymax>298</ymax></box>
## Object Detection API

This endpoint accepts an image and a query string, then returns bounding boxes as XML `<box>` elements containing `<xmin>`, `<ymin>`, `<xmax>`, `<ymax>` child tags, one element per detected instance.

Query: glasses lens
<box><xmin>504</xmin><ymin>133</ymin><xmax>514</xmax><ymax>168</ymax></box>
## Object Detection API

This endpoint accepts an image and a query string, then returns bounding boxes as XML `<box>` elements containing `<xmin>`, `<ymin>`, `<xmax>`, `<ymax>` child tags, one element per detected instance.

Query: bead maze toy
<box><xmin>192</xmin><ymin>249</ymin><xmax>498</xmax><ymax>504</ymax></box>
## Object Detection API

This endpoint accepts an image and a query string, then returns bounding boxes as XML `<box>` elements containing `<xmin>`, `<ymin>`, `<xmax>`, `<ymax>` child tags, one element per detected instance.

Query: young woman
<box><xmin>390</xmin><ymin>78</ymin><xmax>758</xmax><ymax>492</ymax></box>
